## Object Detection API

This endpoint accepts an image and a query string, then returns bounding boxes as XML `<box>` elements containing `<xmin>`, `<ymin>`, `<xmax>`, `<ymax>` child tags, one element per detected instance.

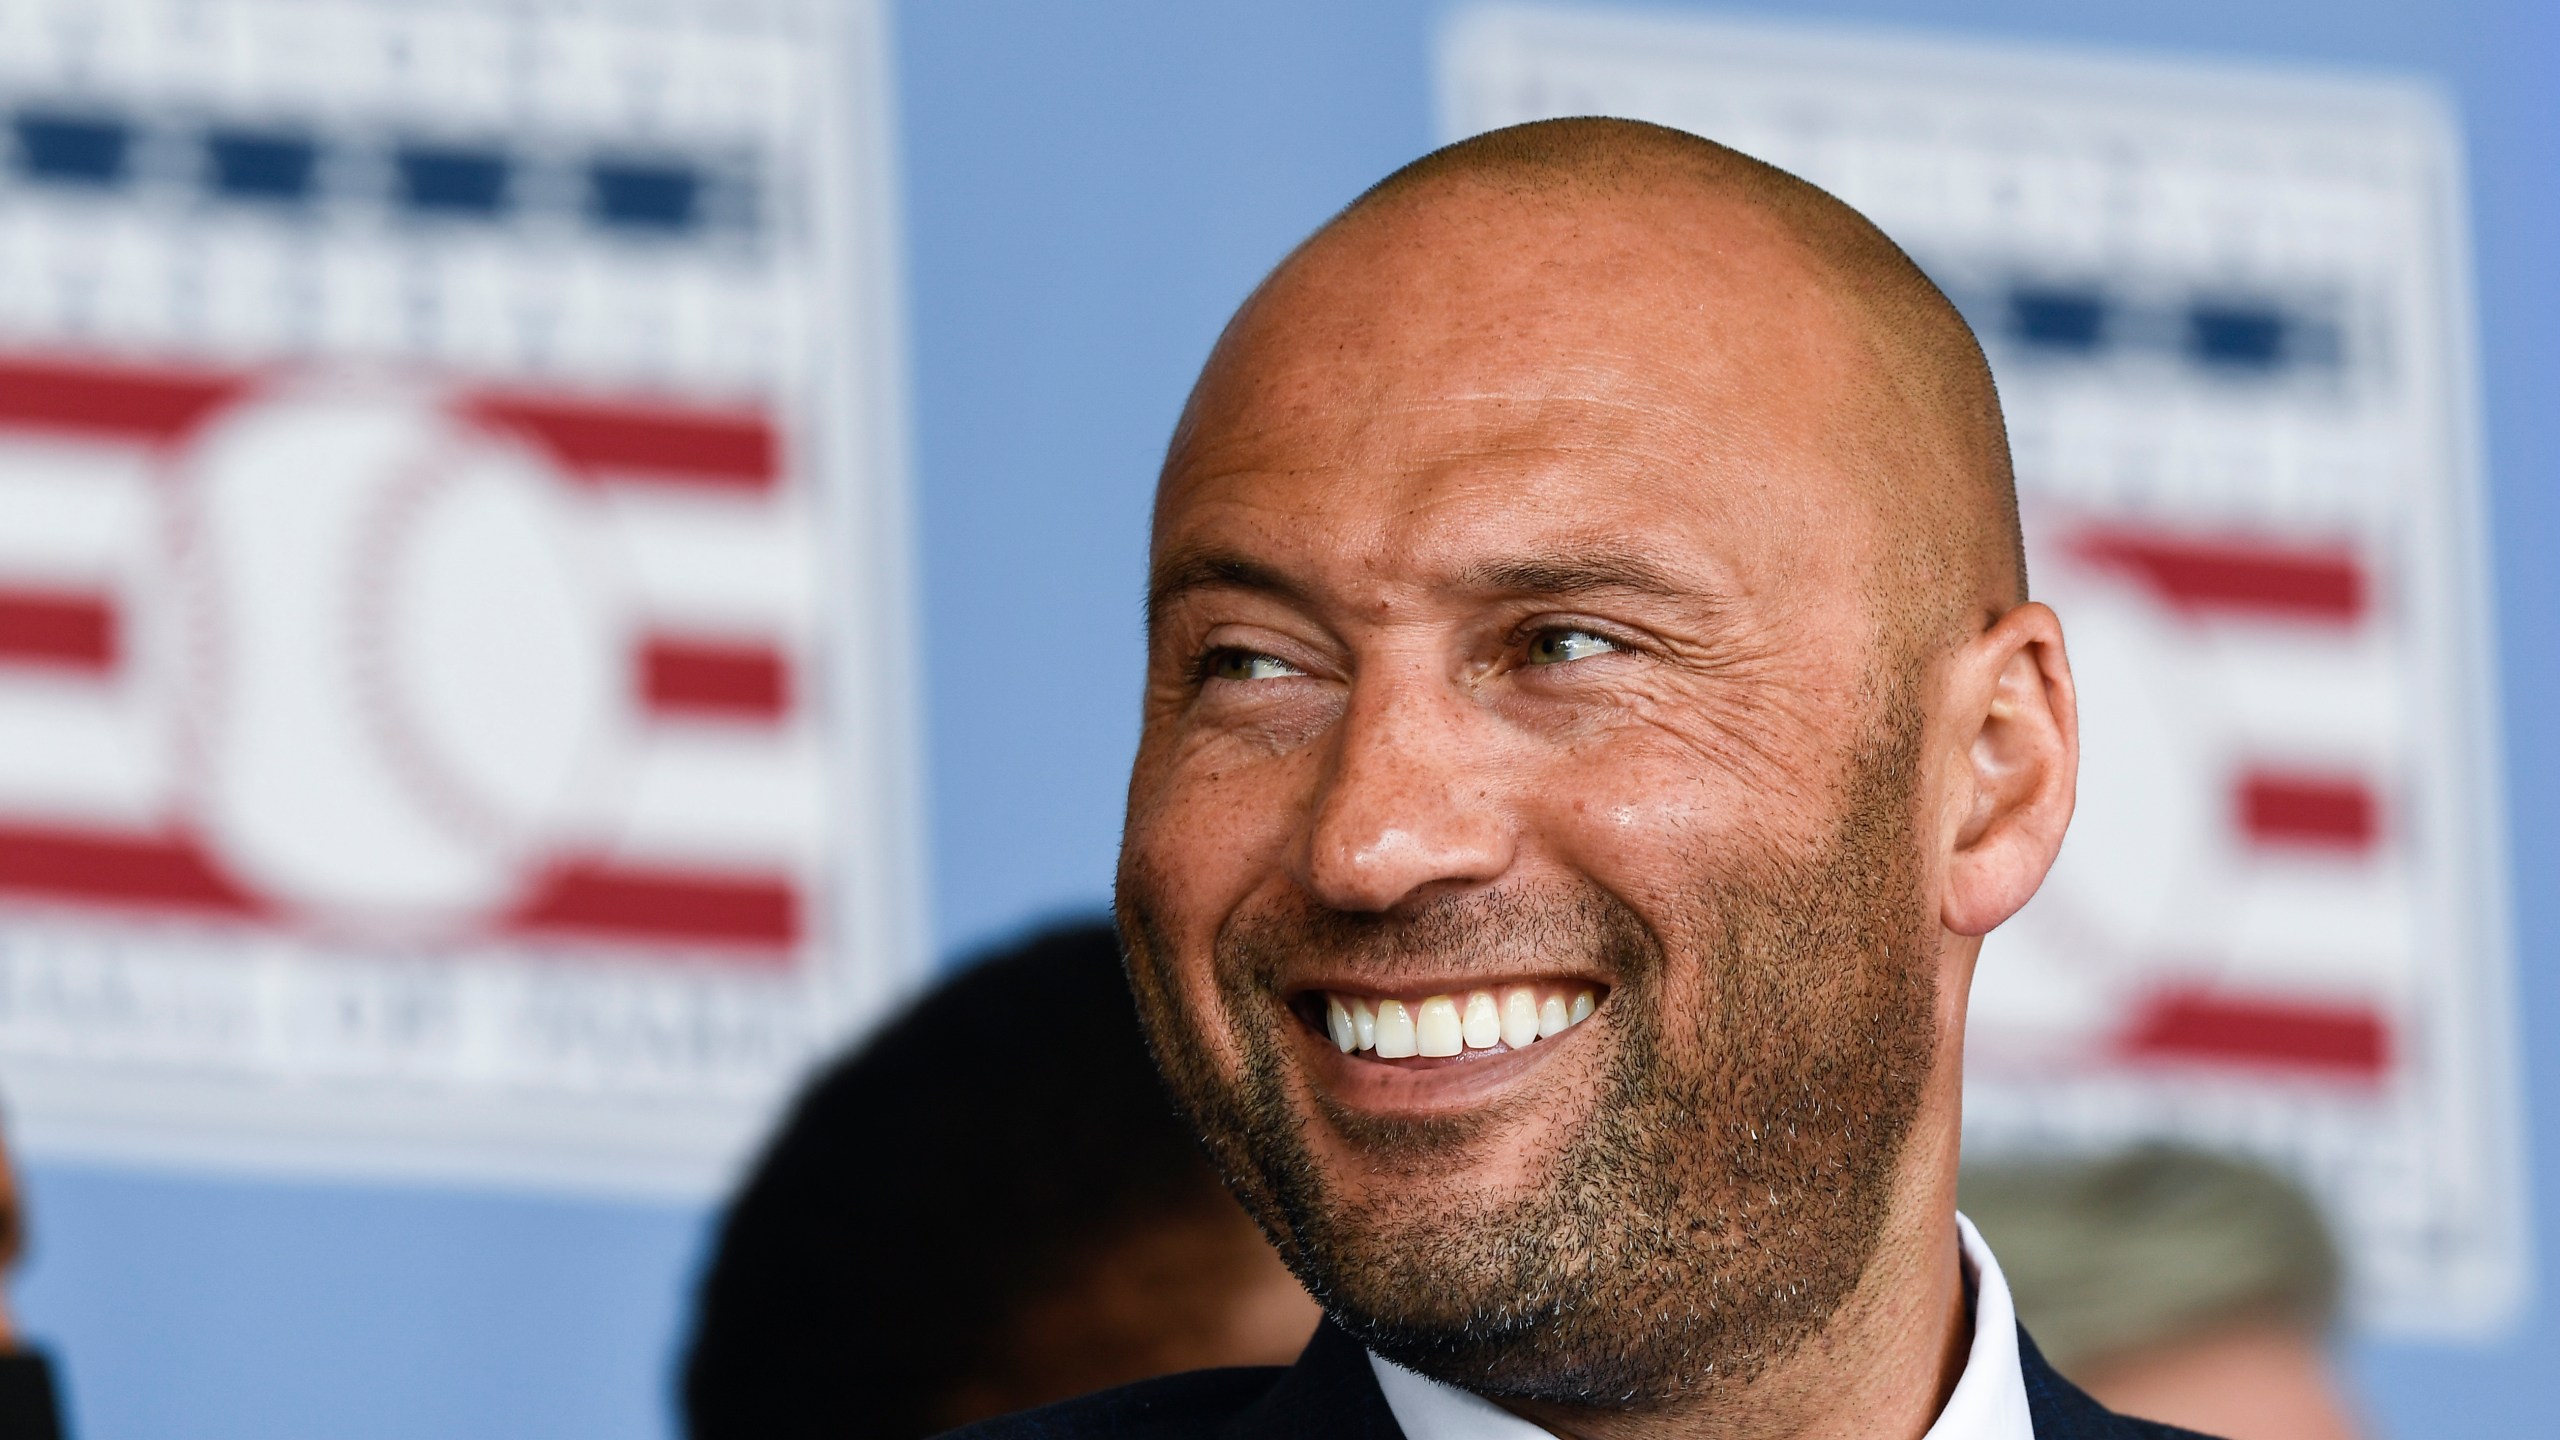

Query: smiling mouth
<box><xmin>1291</xmin><ymin>982</ymin><xmax>1604</xmax><ymax>1066</ymax></box>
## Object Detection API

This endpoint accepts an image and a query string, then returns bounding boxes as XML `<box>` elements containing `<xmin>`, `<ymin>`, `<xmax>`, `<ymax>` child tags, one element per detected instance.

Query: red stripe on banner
<box><xmin>0</xmin><ymin>587</ymin><xmax>116</xmax><ymax>671</ymax></box>
<box><xmin>2237</xmin><ymin>771</ymin><xmax>2381</xmax><ymax>852</ymax></box>
<box><xmin>2121</xmin><ymin>989</ymin><xmax>2389</xmax><ymax>1078</ymax></box>
<box><xmin>2069</xmin><ymin>529</ymin><xmax>2366</xmax><ymax>623</ymax></box>
<box><xmin>638</xmin><ymin>636</ymin><xmax>790</xmax><ymax>721</ymax></box>
<box><xmin>465</xmin><ymin>393</ymin><xmax>778</xmax><ymax>492</ymax></box>
<box><xmin>0</xmin><ymin>354</ymin><xmax>245</xmax><ymax>444</ymax></box>
<box><xmin>0</xmin><ymin>823</ymin><xmax>265</xmax><ymax>915</ymax></box>
<box><xmin>506</xmin><ymin>859</ymin><xmax>800</xmax><ymax>951</ymax></box>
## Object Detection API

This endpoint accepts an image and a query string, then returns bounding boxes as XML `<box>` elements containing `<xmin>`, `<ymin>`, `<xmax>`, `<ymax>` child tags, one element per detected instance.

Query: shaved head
<box><xmin>1120</xmin><ymin>116</ymin><xmax>2081</xmax><ymax>1433</ymax></box>
<box><xmin>1168</xmin><ymin>116</ymin><xmax>2023</xmax><ymax>666</ymax></box>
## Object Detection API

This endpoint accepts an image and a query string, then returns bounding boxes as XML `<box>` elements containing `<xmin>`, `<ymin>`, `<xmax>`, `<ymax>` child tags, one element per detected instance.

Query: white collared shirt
<box><xmin>1370</xmin><ymin>1213</ymin><xmax>2036</xmax><ymax>1440</ymax></box>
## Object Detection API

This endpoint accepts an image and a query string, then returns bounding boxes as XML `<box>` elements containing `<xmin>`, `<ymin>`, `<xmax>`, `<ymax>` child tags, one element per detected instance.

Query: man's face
<box><xmin>1117</xmin><ymin>192</ymin><xmax>1954</xmax><ymax>1406</ymax></box>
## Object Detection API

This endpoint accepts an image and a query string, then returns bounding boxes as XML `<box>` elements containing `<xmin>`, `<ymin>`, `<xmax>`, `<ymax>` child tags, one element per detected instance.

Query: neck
<box><xmin>1501</xmin><ymin>1125</ymin><xmax>1972</xmax><ymax>1440</ymax></box>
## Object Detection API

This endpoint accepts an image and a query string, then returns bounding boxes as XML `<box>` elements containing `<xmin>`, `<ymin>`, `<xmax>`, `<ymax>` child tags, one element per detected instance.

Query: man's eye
<box><xmin>1526</xmin><ymin>628</ymin><xmax>1621</xmax><ymax>666</ymax></box>
<box><xmin>1206</xmin><ymin>649</ymin><xmax>1304</xmax><ymax>682</ymax></box>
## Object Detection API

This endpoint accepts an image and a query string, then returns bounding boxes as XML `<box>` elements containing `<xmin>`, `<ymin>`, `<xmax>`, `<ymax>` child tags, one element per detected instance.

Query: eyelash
<box><xmin>1192</xmin><ymin>622</ymin><xmax>1639</xmax><ymax>685</ymax></box>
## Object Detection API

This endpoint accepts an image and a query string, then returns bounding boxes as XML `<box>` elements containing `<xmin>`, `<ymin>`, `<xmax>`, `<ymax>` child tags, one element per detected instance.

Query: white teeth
<box><xmin>1373</xmin><ymin>998</ymin><xmax>1418</xmax><ymax>1058</ymax></box>
<box><xmin>1329</xmin><ymin>985</ymin><xmax>1599</xmax><ymax>1058</ymax></box>
<box><xmin>1500</xmin><ymin>987</ymin><xmax>1541</xmax><ymax>1049</ymax></box>
<box><xmin>1416</xmin><ymin>995</ymin><xmax>1463</xmax><ymax>1057</ymax></box>
<box><xmin>1327</xmin><ymin>996</ymin><xmax>1357</xmax><ymax>1053</ymax></box>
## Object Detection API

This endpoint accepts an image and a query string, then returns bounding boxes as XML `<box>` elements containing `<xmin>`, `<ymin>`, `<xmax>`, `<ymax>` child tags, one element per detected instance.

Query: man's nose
<box><xmin>1295</xmin><ymin>663</ymin><xmax>1515</xmax><ymax>913</ymax></box>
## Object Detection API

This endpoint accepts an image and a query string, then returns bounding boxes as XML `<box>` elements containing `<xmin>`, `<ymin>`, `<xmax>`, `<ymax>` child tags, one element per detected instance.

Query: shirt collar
<box><xmin>1369</xmin><ymin>1211</ymin><xmax>2035</xmax><ymax>1440</ymax></box>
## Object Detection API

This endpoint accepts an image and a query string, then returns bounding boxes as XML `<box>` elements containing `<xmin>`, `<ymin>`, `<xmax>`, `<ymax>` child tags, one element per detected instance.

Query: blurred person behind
<box><xmin>1961</xmin><ymin>1146</ymin><xmax>2358</xmax><ymax>1440</ymax></box>
<box><xmin>0</xmin><ymin>1104</ymin><xmax>66</xmax><ymax>1440</ymax></box>
<box><xmin>683</xmin><ymin>920</ymin><xmax>1320</xmax><ymax>1439</ymax></box>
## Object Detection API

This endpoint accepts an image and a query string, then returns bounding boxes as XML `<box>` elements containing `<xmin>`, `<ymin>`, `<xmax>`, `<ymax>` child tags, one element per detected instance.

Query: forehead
<box><xmin>1155</xmin><ymin>187</ymin><xmax>1886</xmax><ymax>598</ymax></box>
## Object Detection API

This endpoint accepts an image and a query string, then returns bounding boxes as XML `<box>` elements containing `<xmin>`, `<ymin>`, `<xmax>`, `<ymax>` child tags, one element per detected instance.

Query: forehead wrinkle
<box><xmin>1164</xmin><ymin>386</ymin><xmax>1685</xmax><ymax>511</ymax></box>
<box><xmin>1163</xmin><ymin>383</ymin><xmax>1768</xmax><ymax>547</ymax></box>
<box><xmin>1171</xmin><ymin>215</ymin><xmax>1818</xmax><ymax>476</ymax></box>
<box><xmin>1165</xmin><ymin>251</ymin><xmax>1891</xmax><ymax>572</ymax></box>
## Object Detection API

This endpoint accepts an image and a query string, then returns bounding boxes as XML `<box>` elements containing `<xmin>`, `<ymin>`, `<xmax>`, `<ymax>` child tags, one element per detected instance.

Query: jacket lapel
<box><xmin>2017</xmin><ymin>1323</ymin><xmax>2154</xmax><ymax>1440</ymax></box>
<box><xmin>1224</xmin><ymin>1321</ymin><xmax>1407</xmax><ymax>1440</ymax></box>
<box><xmin>1221</xmin><ymin>1316</ymin><xmax>2167</xmax><ymax>1440</ymax></box>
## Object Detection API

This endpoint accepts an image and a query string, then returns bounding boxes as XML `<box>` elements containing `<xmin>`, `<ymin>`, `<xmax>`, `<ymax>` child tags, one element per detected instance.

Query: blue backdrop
<box><xmin>16</xmin><ymin>3</ymin><xmax>2554</xmax><ymax>1436</ymax></box>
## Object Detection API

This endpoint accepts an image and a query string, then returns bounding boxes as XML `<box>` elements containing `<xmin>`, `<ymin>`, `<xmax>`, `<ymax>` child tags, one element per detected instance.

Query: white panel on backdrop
<box><xmin>0</xmin><ymin>0</ymin><xmax>921</xmax><ymax>1194</ymax></box>
<box><xmin>1442</xmin><ymin>6</ymin><xmax>2524</xmax><ymax>1334</ymax></box>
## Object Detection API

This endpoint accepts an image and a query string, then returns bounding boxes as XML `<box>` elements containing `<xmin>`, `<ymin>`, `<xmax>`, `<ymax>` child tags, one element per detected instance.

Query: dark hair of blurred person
<box><xmin>0</xmin><ymin>1101</ymin><xmax>67</xmax><ymax>1440</ymax></box>
<box><xmin>682</xmin><ymin>920</ymin><xmax>1320</xmax><ymax>1439</ymax></box>
<box><xmin>1961</xmin><ymin>1145</ymin><xmax>2356</xmax><ymax>1440</ymax></box>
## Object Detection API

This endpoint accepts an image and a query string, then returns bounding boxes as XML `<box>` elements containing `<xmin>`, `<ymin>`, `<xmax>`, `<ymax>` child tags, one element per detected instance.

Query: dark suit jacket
<box><xmin>944</xmin><ymin>1319</ymin><xmax>2218</xmax><ymax>1440</ymax></box>
<box><xmin>0</xmin><ymin>1350</ymin><xmax>64</xmax><ymax>1440</ymax></box>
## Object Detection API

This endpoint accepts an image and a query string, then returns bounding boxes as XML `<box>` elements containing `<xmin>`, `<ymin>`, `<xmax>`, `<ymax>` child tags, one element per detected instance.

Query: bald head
<box><xmin>1166</xmin><ymin>116</ymin><xmax>2023</xmax><ymax>662</ymax></box>
<box><xmin>1121</xmin><ymin>118</ymin><xmax>2083</xmax><ymax>1428</ymax></box>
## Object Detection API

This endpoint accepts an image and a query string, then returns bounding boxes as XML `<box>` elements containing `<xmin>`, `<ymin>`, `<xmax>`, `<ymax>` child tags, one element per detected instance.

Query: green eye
<box><xmin>1208</xmin><ymin>649</ymin><xmax>1303</xmax><ymax>681</ymax></box>
<box><xmin>1527</xmin><ymin>628</ymin><xmax>1620</xmax><ymax>666</ymax></box>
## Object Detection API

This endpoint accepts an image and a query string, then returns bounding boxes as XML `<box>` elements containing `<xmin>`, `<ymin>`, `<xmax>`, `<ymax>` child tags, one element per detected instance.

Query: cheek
<box><xmin>1122</xmin><ymin>743</ymin><xmax>1315</xmax><ymax>1031</ymax></box>
<box><xmin>1546</xmin><ymin>743</ymin><xmax>1792</xmax><ymax>871</ymax></box>
<box><xmin>1535</xmin><ymin>738</ymin><xmax>1811</xmax><ymax>916</ymax></box>
<box><xmin>1126</xmin><ymin>741</ymin><xmax>1310</xmax><ymax>919</ymax></box>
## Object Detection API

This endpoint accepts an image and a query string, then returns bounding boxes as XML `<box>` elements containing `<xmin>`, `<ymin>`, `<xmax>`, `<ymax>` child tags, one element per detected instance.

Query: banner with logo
<box><xmin>0</xmin><ymin>0</ymin><xmax>920</xmax><ymax>1194</ymax></box>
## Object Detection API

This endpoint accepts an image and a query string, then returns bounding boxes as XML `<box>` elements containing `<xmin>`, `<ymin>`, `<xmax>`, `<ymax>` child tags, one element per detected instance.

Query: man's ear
<box><xmin>1939</xmin><ymin>601</ymin><xmax>2077</xmax><ymax>937</ymax></box>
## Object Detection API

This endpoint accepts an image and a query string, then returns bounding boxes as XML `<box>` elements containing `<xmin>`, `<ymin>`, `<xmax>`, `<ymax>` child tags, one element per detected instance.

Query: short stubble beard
<box><xmin>1117</xmin><ymin>688</ymin><xmax>1940</xmax><ymax>1412</ymax></box>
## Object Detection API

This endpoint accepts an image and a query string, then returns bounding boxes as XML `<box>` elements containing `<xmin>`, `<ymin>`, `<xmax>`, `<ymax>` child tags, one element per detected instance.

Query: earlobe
<box><xmin>1940</xmin><ymin>602</ymin><xmax>2077</xmax><ymax>937</ymax></box>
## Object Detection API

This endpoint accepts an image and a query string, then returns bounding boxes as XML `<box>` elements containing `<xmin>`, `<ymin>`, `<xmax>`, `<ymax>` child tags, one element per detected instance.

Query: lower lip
<box><xmin>1286</xmin><ymin>1004</ymin><xmax>1591</xmax><ymax>1115</ymax></box>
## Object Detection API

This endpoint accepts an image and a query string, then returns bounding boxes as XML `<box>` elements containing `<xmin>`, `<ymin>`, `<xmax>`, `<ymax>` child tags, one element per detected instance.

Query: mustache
<box><xmin>1215</xmin><ymin>882</ymin><xmax>1661</xmax><ymax>992</ymax></box>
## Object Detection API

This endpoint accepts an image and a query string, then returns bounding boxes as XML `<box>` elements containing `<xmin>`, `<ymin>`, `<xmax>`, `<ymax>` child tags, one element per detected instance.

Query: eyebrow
<box><xmin>1145</xmin><ymin>543</ymin><xmax>1696</xmax><ymax>631</ymax></box>
<box><xmin>1450</xmin><ymin>550</ymin><xmax>1689</xmax><ymax>600</ymax></box>
<box><xmin>1146</xmin><ymin>548</ymin><xmax>1310</xmax><ymax>630</ymax></box>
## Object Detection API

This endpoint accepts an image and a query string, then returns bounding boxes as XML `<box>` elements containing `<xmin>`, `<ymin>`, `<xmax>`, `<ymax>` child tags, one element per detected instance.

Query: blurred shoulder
<box><xmin>936</xmin><ymin>1364</ymin><xmax>1289</xmax><ymax>1439</ymax></box>
<box><xmin>941</xmin><ymin>1319</ymin><xmax>1404</xmax><ymax>1439</ymax></box>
